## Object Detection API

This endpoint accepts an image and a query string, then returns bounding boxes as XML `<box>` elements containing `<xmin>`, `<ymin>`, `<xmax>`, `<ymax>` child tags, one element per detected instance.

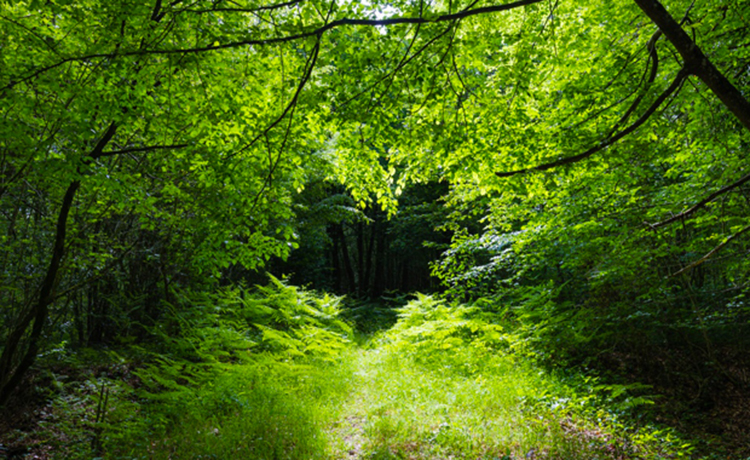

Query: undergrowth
<box><xmin>108</xmin><ymin>276</ymin><xmax>355</xmax><ymax>460</ymax></box>
<box><xmin>327</xmin><ymin>294</ymin><xmax>696</xmax><ymax>460</ymax></box>
<box><xmin>6</xmin><ymin>276</ymin><xmax>354</xmax><ymax>460</ymax></box>
<box><xmin>4</xmin><ymin>287</ymin><xmax>704</xmax><ymax>459</ymax></box>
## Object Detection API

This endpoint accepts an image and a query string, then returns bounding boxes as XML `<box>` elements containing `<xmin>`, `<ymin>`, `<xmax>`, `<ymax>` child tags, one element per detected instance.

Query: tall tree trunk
<box><xmin>0</xmin><ymin>179</ymin><xmax>80</xmax><ymax>405</ymax></box>
<box><xmin>356</xmin><ymin>222</ymin><xmax>365</xmax><ymax>297</ymax></box>
<box><xmin>363</xmin><ymin>220</ymin><xmax>376</xmax><ymax>296</ymax></box>
<box><xmin>329</xmin><ymin>226</ymin><xmax>342</xmax><ymax>292</ymax></box>
<box><xmin>372</xmin><ymin>223</ymin><xmax>388</xmax><ymax>296</ymax></box>
<box><xmin>336</xmin><ymin>223</ymin><xmax>356</xmax><ymax>294</ymax></box>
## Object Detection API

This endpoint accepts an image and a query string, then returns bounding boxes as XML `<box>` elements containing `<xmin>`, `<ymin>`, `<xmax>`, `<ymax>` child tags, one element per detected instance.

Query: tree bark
<box><xmin>356</xmin><ymin>222</ymin><xmax>365</xmax><ymax>297</ymax></box>
<box><xmin>633</xmin><ymin>0</ymin><xmax>750</xmax><ymax>132</ymax></box>
<box><xmin>0</xmin><ymin>180</ymin><xmax>80</xmax><ymax>405</ymax></box>
<box><xmin>329</xmin><ymin>226</ymin><xmax>342</xmax><ymax>292</ymax></box>
<box><xmin>372</xmin><ymin>223</ymin><xmax>387</xmax><ymax>296</ymax></box>
<box><xmin>335</xmin><ymin>223</ymin><xmax>356</xmax><ymax>294</ymax></box>
<box><xmin>364</xmin><ymin>220</ymin><xmax>376</xmax><ymax>296</ymax></box>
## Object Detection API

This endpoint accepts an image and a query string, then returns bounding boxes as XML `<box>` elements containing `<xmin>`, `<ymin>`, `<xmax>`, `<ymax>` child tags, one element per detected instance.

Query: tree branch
<box><xmin>97</xmin><ymin>143</ymin><xmax>189</xmax><ymax>158</ymax></box>
<box><xmin>496</xmin><ymin>67</ymin><xmax>688</xmax><ymax>177</ymax></box>
<box><xmin>52</xmin><ymin>240</ymin><xmax>138</xmax><ymax>302</ymax></box>
<box><xmin>250</xmin><ymin>38</ymin><xmax>322</xmax><ymax>213</ymax></box>
<box><xmin>340</xmin><ymin>22</ymin><xmax>454</xmax><ymax>109</ymax></box>
<box><xmin>1</xmin><ymin>0</ymin><xmax>543</xmax><ymax>92</ymax></box>
<box><xmin>606</xmin><ymin>29</ymin><xmax>661</xmax><ymax>135</ymax></box>
<box><xmin>671</xmin><ymin>223</ymin><xmax>750</xmax><ymax>277</ymax></box>
<box><xmin>633</xmin><ymin>0</ymin><xmax>750</xmax><ymax>132</ymax></box>
<box><xmin>89</xmin><ymin>122</ymin><xmax>119</xmax><ymax>160</ymax></box>
<box><xmin>229</xmin><ymin>35</ymin><xmax>322</xmax><ymax>160</ymax></box>
<box><xmin>651</xmin><ymin>171</ymin><xmax>750</xmax><ymax>228</ymax></box>
<box><xmin>0</xmin><ymin>122</ymin><xmax>117</xmax><ymax>405</ymax></box>
<box><xmin>182</xmin><ymin>0</ymin><xmax>303</xmax><ymax>14</ymax></box>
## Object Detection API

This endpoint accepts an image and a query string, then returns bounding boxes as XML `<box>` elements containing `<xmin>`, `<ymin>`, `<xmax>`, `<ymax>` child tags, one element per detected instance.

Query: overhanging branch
<box><xmin>182</xmin><ymin>1</ymin><xmax>305</xmax><ymax>14</ymax></box>
<box><xmin>1</xmin><ymin>0</ymin><xmax>543</xmax><ymax>92</ymax></box>
<box><xmin>97</xmin><ymin>143</ymin><xmax>189</xmax><ymax>158</ymax></box>
<box><xmin>671</xmin><ymin>223</ymin><xmax>750</xmax><ymax>277</ymax></box>
<box><xmin>229</xmin><ymin>35</ymin><xmax>322</xmax><ymax>160</ymax></box>
<box><xmin>496</xmin><ymin>67</ymin><xmax>688</xmax><ymax>177</ymax></box>
<box><xmin>633</xmin><ymin>0</ymin><xmax>750</xmax><ymax>132</ymax></box>
<box><xmin>651</xmin><ymin>171</ymin><xmax>750</xmax><ymax>228</ymax></box>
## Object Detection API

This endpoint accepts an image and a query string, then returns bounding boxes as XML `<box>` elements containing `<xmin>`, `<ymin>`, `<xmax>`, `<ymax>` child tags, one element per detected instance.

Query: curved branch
<box><xmin>182</xmin><ymin>0</ymin><xmax>304</xmax><ymax>14</ymax></box>
<box><xmin>671</xmin><ymin>223</ymin><xmax>750</xmax><ymax>277</ymax></box>
<box><xmin>606</xmin><ymin>29</ymin><xmax>661</xmax><ymax>135</ymax></box>
<box><xmin>651</xmin><ymin>171</ymin><xmax>750</xmax><ymax>228</ymax></box>
<box><xmin>0</xmin><ymin>122</ymin><xmax>116</xmax><ymax>405</ymax></box>
<box><xmin>496</xmin><ymin>67</ymin><xmax>688</xmax><ymax>177</ymax></box>
<box><xmin>341</xmin><ymin>22</ymin><xmax>454</xmax><ymax>109</ymax></box>
<box><xmin>229</xmin><ymin>34</ymin><xmax>322</xmax><ymax>160</ymax></box>
<box><xmin>0</xmin><ymin>14</ymin><xmax>60</xmax><ymax>55</ymax></box>
<box><xmin>97</xmin><ymin>143</ymin><xmax>189</xmax><ymax>158</ymax></box>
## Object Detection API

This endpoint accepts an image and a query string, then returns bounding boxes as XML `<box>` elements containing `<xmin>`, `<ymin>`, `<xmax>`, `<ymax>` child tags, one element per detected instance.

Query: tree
<box><xmin>0</xmin><ymin>0</ymin><xmax>326</xmax><ymax>403</ymax></box>
<box><xmin>274</xmin><ymin>181</ymin><xmax>450</xmax><ymax>295</ymax></box>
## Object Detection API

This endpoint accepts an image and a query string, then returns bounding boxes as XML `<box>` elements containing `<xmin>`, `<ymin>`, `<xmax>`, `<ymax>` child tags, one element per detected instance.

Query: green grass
<box><xmin>25</xmin><ymin>342</ymin><xmax>695</xmax><ymax>460</ymax></box>
<box><xmin>323</xmin><ymin>295</ymin><xmax>696</xmax><ymax>460</ymax></box>
<box><xmin>120</xmin><ymin>360</ymin><xmax>354</xmax><ymax>460</ymax></box>
<box><xmin>326</xmin><ymin>344</ymin><xmax>616</xmax><ymax>460</ymax></box>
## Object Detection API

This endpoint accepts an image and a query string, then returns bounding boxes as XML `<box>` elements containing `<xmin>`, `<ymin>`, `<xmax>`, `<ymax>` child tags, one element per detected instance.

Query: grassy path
<box><xmin>320</xmin><ymin>336</ymin><xmax>694</xmax><ymax>460</ymax></box>
<box><xmin>326</xmin><ymin>348</ymin><xmax>371</xmax><ymax>460</ymax></box>
<box><xmin>0</xmin><ymin>291</ymin><xmax>700</xmax><ymax>459</ymax></box>
<box><xmin>323</xmin><ymin>343</ymin><xmax>583</xmax><ymax>460</ymax></box>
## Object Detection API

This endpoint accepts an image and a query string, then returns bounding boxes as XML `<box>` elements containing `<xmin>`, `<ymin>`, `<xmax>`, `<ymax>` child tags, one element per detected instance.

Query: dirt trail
<box><xmin>329</xmin><ymin>414</ymin><xmax>367</xmax><ymax>459</ymax></box>
<box><xmin>326</xmin><ymin>349</ymin><xmax>371</xmax><ymax>460</ymax></box>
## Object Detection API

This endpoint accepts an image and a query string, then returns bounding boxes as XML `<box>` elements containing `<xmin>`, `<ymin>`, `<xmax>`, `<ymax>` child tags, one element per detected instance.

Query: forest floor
<box><xmin>1</xmin><ymin>338</ymin><xmax>697</xmax><ymax>460</ymax></box>
<box><xmin>1</xmin><ymin>309</ymin><xmax>745</xmax><ymax>459</ymax></box>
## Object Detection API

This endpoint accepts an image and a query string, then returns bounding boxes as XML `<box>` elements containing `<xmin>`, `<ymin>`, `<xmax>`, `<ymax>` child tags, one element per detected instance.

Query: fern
<box><xmin>384</xmin><ymin>294</ymin><xmax>511</xmax><ymax>369</ymax></box>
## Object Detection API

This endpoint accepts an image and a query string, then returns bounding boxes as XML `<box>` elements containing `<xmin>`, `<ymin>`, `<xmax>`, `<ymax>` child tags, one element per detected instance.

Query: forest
<box><xmin>1</xmin><ymin>0</ymin><xmax>749</xmax><ymax>458</ymax></box>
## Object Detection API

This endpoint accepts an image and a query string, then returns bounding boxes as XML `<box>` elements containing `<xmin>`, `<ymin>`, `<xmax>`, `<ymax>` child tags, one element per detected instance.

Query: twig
<box><xmin>671</xmin><ymin>223</ymin><xmax>750</xmax><ymax>277</ymax></box>
<box><xmin>651</xmin><ymin>172</ymin><xmax>750</xmax><ymax>228</ymax></box>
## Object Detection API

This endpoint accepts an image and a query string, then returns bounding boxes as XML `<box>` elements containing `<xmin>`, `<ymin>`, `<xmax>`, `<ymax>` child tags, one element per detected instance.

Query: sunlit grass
<box><xmin>327</xmin><ymin>346</ymin><xmax>583</xmax><ymax>459</ymax></box>
<box><xmin>325</xmin><ymin>295</ymin><xmax>696</xmax><ymax>460</ymax></box>
<box><xmin>36</xmin><ymin>339</ymin><xmax>695</xmax><ymax>460</ymax></box>
<box><xmin>108</xmin><ymin>358</ymin><xmax>356</xmax><ymax>460</ymax></box>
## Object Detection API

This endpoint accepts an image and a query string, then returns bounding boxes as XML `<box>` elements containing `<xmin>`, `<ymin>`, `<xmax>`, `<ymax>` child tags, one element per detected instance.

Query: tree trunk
<box><xmin>0</xmin><ymin>180</ymin><xmax>80</xmax><ymax>405</ymax></box>
<box><xmin>356</xmin><ymin>222</ymin><xmax>365</xmax><ymax>297</ymax></box>
<box><xmin>336</xmin><ymin>223</ymin><xmax>356</xmax><ymax>294</ymax></box>
<box><xmin>329</xmin><ymin>226</ymin><xmax>342</xmax><ymax>292</ymax></box>
<box><xmin>633</xmin><ymin>0</ymin><xmax>750</xmax><ymax>132</ymax></box>
<box><xmin>364</xmin><ymin>220</ymin><xmax>376</xmax><ymax>296</ymax></box>
<box><xmin>372</xmin><ymin>223</ymin><xmax>388</xmax><ymax>296</ymax></box>
<box><xmin>0</xmin><ymin>122</ymin><xmax>116</xmax><ymax>406</ymax></box>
